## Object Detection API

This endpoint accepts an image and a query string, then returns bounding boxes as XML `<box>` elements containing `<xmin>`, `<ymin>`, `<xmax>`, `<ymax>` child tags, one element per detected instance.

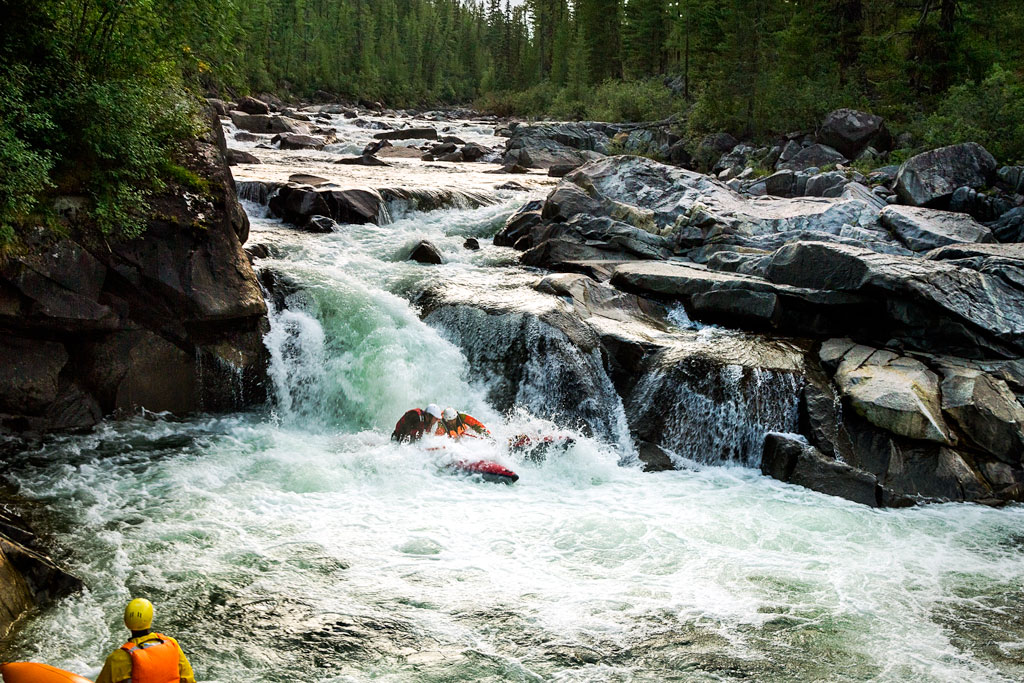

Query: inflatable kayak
<box><xmin>449</xmin><ymin>459</ymin><xmax>519</xmax><ymax>484</ymax></box>
<box><xmin>1</xmin><ymin>662</ymin><xmax>91</xmax><ymax>683</ymax></box>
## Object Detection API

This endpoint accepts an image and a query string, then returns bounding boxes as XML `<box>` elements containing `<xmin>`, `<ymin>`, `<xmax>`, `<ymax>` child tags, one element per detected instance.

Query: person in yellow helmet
<box><xmin>95</xmin><ymin>598</ymin><xmax>196</xmax><ymax>683</ymax></box>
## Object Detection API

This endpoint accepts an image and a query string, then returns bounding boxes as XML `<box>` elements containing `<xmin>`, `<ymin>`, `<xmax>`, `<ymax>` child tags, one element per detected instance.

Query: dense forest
<box><xmin>1</xmin><ymin>0</ymin><xmax>1023</xmax><ymax>241</ymax></box>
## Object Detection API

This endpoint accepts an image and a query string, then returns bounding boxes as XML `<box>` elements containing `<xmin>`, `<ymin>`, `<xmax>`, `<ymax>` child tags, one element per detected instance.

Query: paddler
<box><xmin>95</xmin><ymin>598</ymin><xmax>196</xmax><ymax>683</ymax></box>
<box><xmin>391</xmin><ymin>403</ymin><xmax>444</xmax><ymax>442</ymax></box>
<box><xmin>437</xmin><ymin>407</ymin><xmax>491</xmax><ymax>439</ymax></box>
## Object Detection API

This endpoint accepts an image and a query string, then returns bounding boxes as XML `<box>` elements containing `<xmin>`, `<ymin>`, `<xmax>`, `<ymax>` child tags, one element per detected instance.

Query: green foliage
<box><xmin>919</xmin><ymin>65</ymin><xmax>1024</xmax><ymax>164</ymax></box>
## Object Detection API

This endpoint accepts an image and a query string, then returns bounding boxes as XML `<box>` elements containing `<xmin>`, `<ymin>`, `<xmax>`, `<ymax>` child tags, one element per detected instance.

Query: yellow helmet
<box><xmin>124</xmin><ymin>598</ymin><xmax>154</xmax><ymax>631</ymax></box>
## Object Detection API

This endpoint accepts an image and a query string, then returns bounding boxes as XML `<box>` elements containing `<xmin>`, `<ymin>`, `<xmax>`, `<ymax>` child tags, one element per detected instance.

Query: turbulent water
<box><xmin>3</xmin><ymin>113</ymin><xmax>1024</xmax><ymax>682</ymax></box>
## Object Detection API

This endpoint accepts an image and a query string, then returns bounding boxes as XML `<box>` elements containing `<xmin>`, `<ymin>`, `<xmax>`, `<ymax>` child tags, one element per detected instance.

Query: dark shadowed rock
<box><xmin>373</xmin><ymin>127</ymin><xmax>438</xmax><ymax>141</ymax></box>
<box><xmin>304</xmin><ymin>216</ymin><xmax>340</xmax><ymax>233</ymax></box>
<box><xmin>548</xmin><ymin>163</ymin><xmax>580</xmax><ymax>178</ymax></box>
<box><xmin>409</xmin><ymin>241</ymin><xmax>443</xmax><ymax>264</ymax></box>
<box><xmin>694</xmin><ymin>133</ymin><xmax>738</xmax><ymax>172</ymax></box>
<box><xmin>895</xmin><ymin>142</ymin><xmax>997</xmax><ymax>207</ymax></box>
<box><xmin>991</xmin><ymin>207</ymin><xmax>1024</xmax><ymax>243</ymax></box>
<box><xmin>277</xmin><ymin>133</ymin><xmax>326</xmax><ymax>150</ymax></box>
<box><xmin>236</xmin><ymin>96</ymin><xmax>270</xmax><ymax>115</ymax></box>
<box><xmin>461</xmin><ymin>143</ymin><xmax>487</xmax><ymax>161</ymax></box>
<box><xmin>939</xmin><ymin>366</ymin><xmax>1024</xmax><ymax>464</ymax></box>
<box><xmin>226</xmin><ymin>149</ymin><xmax>261</xmax><ymax>165</ymax></box>
<box><xmin>817</xmin><ymin>109</ymin><xmax>891</xmax><ymax>160</ymax></box>
<box><xmin>463</xmin><ymin>238</ymin><xmax>481</xmax><ymax>251</ymax></box>
<box><xmin>637</xmin><ymin>440</ymin><xmax>677</xmax><ymax>472</ymax></box>
<box><xmin>762</xmin><ymin>433</ymin><xmax>883</xmax><ymax>507</ymax></box>
<box><xmin>779</xmin><ymin>144</ymin><xmax>847</xmax><ymax>172</ymax></box>
<box><xmin>334</xmin><ymin>154</ymin><xmax>390</xmax><ymax>166</ymax></box>
<box><xmin>880</xmin><ymin>205</ymin><xmax>993</xmax><ymax>251</ymax></box>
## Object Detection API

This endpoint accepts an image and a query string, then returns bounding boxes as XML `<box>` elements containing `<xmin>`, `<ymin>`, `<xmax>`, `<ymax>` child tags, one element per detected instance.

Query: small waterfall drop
<box><xmin>627</xmin><ymin>350</ymin><xmax>803</xmax><ymax>466</ymax></box>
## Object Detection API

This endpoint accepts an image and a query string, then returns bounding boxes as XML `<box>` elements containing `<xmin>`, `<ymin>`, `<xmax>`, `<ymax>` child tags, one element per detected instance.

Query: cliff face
<box><xmin>0</xmin><ymin>108</ymin><xmax>269</xmax><ymax>434</ymax></box>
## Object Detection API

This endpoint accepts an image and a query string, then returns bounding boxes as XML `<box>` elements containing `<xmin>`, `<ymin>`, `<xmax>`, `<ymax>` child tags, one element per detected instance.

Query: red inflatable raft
<box><xmin>450</xmin><ymin>459</ymin><xmax>519</xmax><ymax>484</ymax></box>
<box><xmin>1</xmin><ymin>662</ymin><xmax>91</xmax><ymax>683</ymax></box>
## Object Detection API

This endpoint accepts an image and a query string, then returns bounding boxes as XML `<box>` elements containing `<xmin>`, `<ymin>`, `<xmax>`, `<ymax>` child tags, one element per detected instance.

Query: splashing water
<box><xmin>2</xmin><ymin>117</ymin><xmax>1023</xmax><ymax>682</ymax></box>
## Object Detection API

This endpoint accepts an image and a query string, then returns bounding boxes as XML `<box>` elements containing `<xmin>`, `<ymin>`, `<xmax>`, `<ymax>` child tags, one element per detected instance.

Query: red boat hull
<box><xmin>450</xmin><ymin>459</ymin><xmax>519</xmax><ymax>484</ymax></box>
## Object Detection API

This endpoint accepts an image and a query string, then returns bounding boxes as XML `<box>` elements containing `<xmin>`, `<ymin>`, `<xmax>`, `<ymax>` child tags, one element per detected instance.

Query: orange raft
<box><xmin>1</xmin><ymin>662</ymin><xmax>92</xmax><ymax>683</ymax></box>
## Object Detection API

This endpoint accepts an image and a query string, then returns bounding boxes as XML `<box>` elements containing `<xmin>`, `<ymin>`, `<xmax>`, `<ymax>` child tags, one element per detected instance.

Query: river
<box><xmin>2</xmin><ymin>112</ymin><xmax>1023</xmax><ymax>682</ymax></box>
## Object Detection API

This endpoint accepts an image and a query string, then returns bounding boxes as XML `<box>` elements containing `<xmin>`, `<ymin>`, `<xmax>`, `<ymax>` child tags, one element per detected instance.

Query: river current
<box><xmin>2</xmin><ymin>113</ymin><xmax>1023</xmax><ymax>682</ymax></box>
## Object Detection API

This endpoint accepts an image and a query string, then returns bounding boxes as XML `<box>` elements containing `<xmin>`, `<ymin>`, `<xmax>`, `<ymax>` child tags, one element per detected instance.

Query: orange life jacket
<box><xmin>121</xmin><ymin>634</ymin><xmax>180</xmax><ymax>683</ymax></box>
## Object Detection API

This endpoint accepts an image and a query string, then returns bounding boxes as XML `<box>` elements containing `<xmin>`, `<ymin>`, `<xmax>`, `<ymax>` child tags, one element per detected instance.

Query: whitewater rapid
<box><xmin>2</xmin><ymin>113</ymin><xmax>1023</xmax><ymax>682</ymax></box>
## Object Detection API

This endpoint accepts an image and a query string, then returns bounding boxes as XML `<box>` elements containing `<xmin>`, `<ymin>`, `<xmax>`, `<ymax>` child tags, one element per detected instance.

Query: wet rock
<box><xmin>438</xmin><ymin>151</ymin><xmax>464</xmax><ymax>162</ymax></box>
<box><xmin>636</xmin><ymin>440</ymin><xmax>676</xmax><ymax>472</ymax></box>
<box><xmin>895</xmin><ymin>142</ymin><xmax>997</xmax><ymax>207</ymax></box>
<box><xmin>373</xmin><ymin>127</ymin><xmax>438</xmax><ymax>141</ymax></box>
<box><xmin>762</xmin><ymin>433</ymin><xmax>883</xmax><ymax>507</ymax></box>
<box><xmin>817</xmin><ymin>109</ymin><xmax>891</xmax><ymax>160</ymax></box>
<box><xmin>461</xmin><ymin>143</ymin><xmax>487</xmax><ymax>162</ymax></box>
<box><xmin>879</xmin><ymin>205</ymin><xmax>994</xmax><ymax>251</ymax></box>
<box><xmin>487</xmin><ymin>163</ymin><xmax>528</xmax><ymax>174</ymax></box>
<box><xmin>939</xmin><ymin>366</ymin><xmax>1024</xmax><ymax>464</ymax></box>
<box><xmin>236</xmin><ymin>95</ymin><xmax>270</xmax><ymax>115</ymax></box>
<box><xmin>277</xmin><ymin>133</ymin><xmax>326</xmax><ymax>150</ymax></box>
<box><xmin>287</xmin><ymin>173</ymin><xmax>330</xmax><ymax>186</ymax></box>
<box><xmin>334</xmin><ymin>154</ymin><xmax>389</xmax><ymax>166</ymax></box>
<box><xmin>233</xmin><ymin>131</ymin><xmax>259</xmax><ymax>142</ymax></box>
<box><xmin>778</xmin><ymin>144</ymin><xmax>847</xmax><ymax>172</ymax></box>
<box><xmin>463</xmin><ymin>238</ymin><xmax>480</xmax><ymax>251</ymax></box>
<box><xmin>494</xmin><ymin>201</ymin><xmax>544</xmax><ymax>248</ymax></box>
<box><xmin>226</xmin><ymin>149</ymin><xmax>261</xmax><ymax>165</ymax></box>
<box><xmin>409</xmin><ymin>241</ymin><xmax>443</xmax><ymax>264</ymax></box>
<box><xmin>303</xmin><ymin>216</ymin><xmax>340</xmax><ymax>233</ymax></box>
<box><xmin>269</xmin><ymin>186</ymin><xmax>332</xmax><ymax>224</ymax></box>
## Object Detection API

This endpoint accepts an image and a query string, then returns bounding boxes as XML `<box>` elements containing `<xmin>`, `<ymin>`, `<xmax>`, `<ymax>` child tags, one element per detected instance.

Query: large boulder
<box><xmin>778</xmin><ymin>143</ymin><xmax>847</xmax><ymax>172</ymax></box>
<box><xmin>236</xmin><ymin>95</ymin><xmax>270</xmax><ymax>115</ymax></box>
<box><xmin>991</xmin><ymin>207</ymin><xmax>1024</xmax><ymax>243</ymax></box>
<box><xmin>277</xmin><ymin>133</ymin><xmax>326</xmax><ymax>151</ymax></box>
<box><xmin>879</xmin><ymin>205</ymin><xmax>994</xmax><ymax>251</ymax></box>
<box><xmin>693</xmin><ymin>133</ymin><xmax>738</xmax><ymax>173</ymax></box>
<box><xmin>939</xmin><ymin>366</ymin><xmax>1024</xmax><ymax>464</ymax></box>
<box><xmin>409</xmin><ymin>240</ymin><xmax>443</xmax><ymax>264</ymax></box>
<box><xmin>817</xmin><ymin>109</ymin><xmax>891</xmax><ymax>160</ymax></box>
<box><xmin>504</xmin><ymin>137</ymin><xmax>603</xmax><ymax>170</ymax></box>
<box><xmin>0</xmin><ymin>107</ymin><xmax>268</xmax><ymax>433</ymax></box>
<box><xmin>833</xmin><ymin>346</ymin><xmax>951</xmax><ymax>443</ymax></box>
<box><xmin>762</xmin><ymin>433</ymin><xmax>883</xmax><ymax>507</ymax></box>
<box><xmin>895</xmin><ymin>143</ymin><xmax>998</xmax><ymax>207</ymax></box>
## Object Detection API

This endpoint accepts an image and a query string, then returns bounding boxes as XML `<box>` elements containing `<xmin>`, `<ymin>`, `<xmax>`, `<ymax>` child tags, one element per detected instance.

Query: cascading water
<box><xmin>2</xmin><ymin>113</ymin><xmax>1023</xmax><ymax>683</ymax></box>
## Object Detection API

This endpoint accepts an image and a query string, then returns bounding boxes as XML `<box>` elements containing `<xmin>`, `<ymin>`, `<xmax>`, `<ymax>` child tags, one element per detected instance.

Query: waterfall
<box><xmin>425</xmin><ymin>305</ymin><xmax>632</xmax><ymax>447</ymax></box>
<box><xmin>263</xmin><ymin>298</ymin><xmax>327</xmax><ymax>422</ymax></box>
<box><xmin>627</xmin><ymin>350</ymin><xmax>803</xmax><ymax>466</ymax></box>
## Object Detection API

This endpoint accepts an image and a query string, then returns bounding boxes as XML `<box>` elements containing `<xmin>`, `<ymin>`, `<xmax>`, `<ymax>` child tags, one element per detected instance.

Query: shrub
<box><xmin>919</xmin><ymin>65</ymin><xmax>1024</xmax><ymax>164</ymax></box>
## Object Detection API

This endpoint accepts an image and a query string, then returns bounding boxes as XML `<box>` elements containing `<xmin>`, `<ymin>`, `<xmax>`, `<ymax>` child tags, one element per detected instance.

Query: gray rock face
<box><xmin>991</xmin><ymin>207</ymin><xmax>1024</xmax><ymax>243</ymax></box>
<box><xmin>277</xmin><ymin>133</ymin><xmax>326</xmax><ymax>150</ymax></box>
<box><xmin>504</xmin><ymin>136</ymin><xmax>604</xmax><ymax>170</ymax></box>
<box><xmin>895</xmin><ymin>143</ymin><xmax>998</xmax><ymax>207</ymax></box>
<box><xmin>940</xmin><ymin>367</ymin><xmax>1024</xmax><ymax>464</ymax></box>
<box><xmin>817</xmin><ymin>109</ymin><xmax>891</xmax><ymax>160</ymax></box>
<box><xmin>833</xmin><ymin>347</ymin><xmax>950</xmax><ymax>443</ymax></box>
<box><xmin>694</xmin><ymin>133</ymin><xmax>738</xmax><ymax>172</ymax></box>
<box><xmin>0</xmin><ymin>107</ymin><xmax>268</xmax><ymax>434</ymax></box>
<box><xmin>880</xmin><ymin>205</ymin><xmax>994</xmax><ymax>251</ymax></box>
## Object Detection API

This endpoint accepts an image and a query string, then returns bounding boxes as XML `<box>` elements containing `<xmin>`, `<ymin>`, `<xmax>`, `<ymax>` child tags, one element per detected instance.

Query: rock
<box><xmin>694</xmin><ymin>133</ymin><xmax>738</xmax><ymax>172</ymax></box>
<box><xmin>495</xmin><ymin>181</ymin><xmax>529</xmax><ymax>192</ymax></box>
<box><xmin>991</xmin><ymin>207</ymin><xmax>1024</xmax><ymax>243</ymax></box>
<box><xmin>461</xmin><ymin>143</ymin><xmax>487</xmax><ymax>162</ymax></box>
<box><xmin>373</xmin><ymin>127</ymin><xmax>438</xmax><ymax>141</ymax></box>
<box><xmin>548</xmin><ymin>163</ymin><xmax>579</xmax><ymax>178</ymax></box>
<box><xmin>833</xmin><ymin>346</ymin><xmax>951</xmax><ymax>443</ymax></box>
<box><xmin>895</xmin><ymin>142</ymin><xmax>997</xmax><ymax>207</ymax></box>
<box><xmin>879</xmin><ymin>205</ymin><xmax>994</xmax><ymax>251</ymax></box>
<box><xmin>763</xmin><ymin>170</ymin><xmax>795</xmax><ymax>197</ymax></box>
<box><xmin>997</xmin><ymin>165</ymin><xmax>1024</xmax><ymax>193</ymax></box>
<box><xmin>377</xmin><ymin>146</ymin><xmax>424</xmax><ymax>159</ymax></box>
<box><xmin>939</xmin><ymin>367</ymin><xmax>1024</xmax><ymax>464</ymax></box>
<box><xmin>438</xmin><ymin>151</ymin><xmax>464</xmax><ymax>162</ymax></box>
<box><xmin>521</xmin><ymin>215</ymin><xmax>675</xmax><ymax>271</ymax></box>
<box><xmin>666</xmin><ymin>140</ymin><xmax>691</xmax><ymax>166</ymax></box>
<box><xmin>762</xmin><ymin>433</ymin><xmax>882</xmax><ymax>506</ymax></box>
<box><xmin>637</xmin><ymin>440</ymin><xmax>677</xmax><ymax>472</ymax></box>
<box><xmin>494</xmin><ymin>201</ymin><xmax>544</xmax><ymax>247</ymax></box>
<box><xmin>764</xmin><ymin>241</ymin><xmax>1024</xmax><ymax>358</ymax></box>
<box><xmin>233</xmin><ymin>131</ymin><xmax>259</xmax><ymax>142</ymax></box>
<box><xmin>206</xmin><ymin>98</ymin><xmax>229</xmax><ymax>116</ymax></box>
<box><xmin>429</xmin><ymin>142</ymin><xmax>458</xmax><ymax>156</ymax></box>
<box><xmin>277</xmin><ymin>133</ymin><xmax>325</xmax><ymax>150</ymax></box>
<box><xmin>949</xmin><ymin>186</ymin><xmax>1015</xmax><ymax>222</ymax></box>
<box><xmin>805</xmin><ymin>171</ymin><xmax>848</xmax><ymax>197</ymax></box>
<box><xmin>0</xmin><ymin>107</ymin><xmax>267</xmax><ymax>433</ymax></box>
<box><xmin>778</xmin><ymin>144</ymin><xmax>847</xmax><ymax>172</ymax></box>
<box><xmin>463</xmin><ymin>238</ymin><xmax>481</xmax><ymax>251</ymax></box>
<box><xmin>255</xmin><ymin>92</ymin><xmax>284</xmax><ymax>111</ymax></box>
<box><xmin>287</xmin><ymin>173</ymin><xmax>330</xmax><ymax>186</ymax></box>
<box><xmin>229</xmin><ymin>111</ymin><xmax>274</xmax><ymax>134</ymax></box>
<box><xmin>334</xmin><ymin>154</ymin><xmax>389</xmax><ymax>166</ymax></box>
<box><xmin>303</xmin><ymin>215</ymin><xmax>340</xmax><ymax>233</ymax></box>
<box><xmin>487</xmin><ymin>163</ymin><xmax>528</xmax><ymax>174</ymax></box>
<box><xmin>226</xmin><ymin>149</ymin><xmax>261</xmax><ymax>165</ymax></box>
<box><xmin>442</xmin><ymin>135</ymin><xmax>467</xmax><ymax>145</ymax></box>
<box><xmin>409</xmin><ymin>240</ymin><xmax>443</xmax><ymax>264</ymax></box>
<box><xmin>504</xmin><ymin>137</ymin><xmax>602</xmax><ymax>170</ymax></box>
<box><xmin>236</xmin><ymin>96</ymin><xmax>270</xmax><ymax>115</ymax></box>
<box><xmin>268</xmin><ymin>186</ymin><xmax>332</xmax><ymax>224</ymax></box>
<box><xmin>817</xmin><ymin>109</ymin><xmax>891</xmax><ymax>159</ymax></box>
